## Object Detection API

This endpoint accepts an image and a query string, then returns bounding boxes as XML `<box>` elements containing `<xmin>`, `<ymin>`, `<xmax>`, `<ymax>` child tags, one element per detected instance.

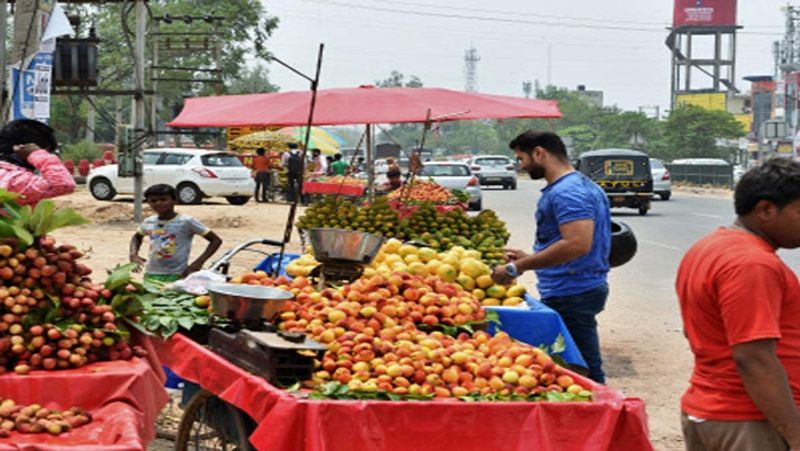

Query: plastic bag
<box><xmin>169</xmin><ymin>270</ymin><xmax>226</xmax><ymax>295</ymax></box>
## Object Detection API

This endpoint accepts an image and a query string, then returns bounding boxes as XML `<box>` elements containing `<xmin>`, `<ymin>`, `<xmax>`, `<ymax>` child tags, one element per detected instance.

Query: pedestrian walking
<box><xmin>252</xmin><ymin>148</ymin><xmax>270</xmax><ymax>203</ymax></box>
<box><xmin>676</xmin><ymin>158</ymin><xmax>800</xmax><ymax>451</ymax></box>
<box><xmin>491</xmin><ymin>131</ymin><xmax>611</xmax><ymax>383</ymax></box>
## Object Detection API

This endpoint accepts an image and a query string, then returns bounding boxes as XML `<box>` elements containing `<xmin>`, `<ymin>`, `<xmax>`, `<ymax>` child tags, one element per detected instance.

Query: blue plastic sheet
<box><xmin>485</xmin><ymin>294</ymin><xmax>587</xmax><ymax>368</ymax></box>
<box><xmin>255</xmin><ymin>253</ymin><xmax>300</xmax><ymax>276</ymax></box>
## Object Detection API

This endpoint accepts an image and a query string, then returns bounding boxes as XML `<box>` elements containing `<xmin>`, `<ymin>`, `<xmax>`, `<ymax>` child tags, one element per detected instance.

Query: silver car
<box><xmin>419</xmin><ymin>162</ymin><xmax>483</xmax><ymax>211</ymax></box>
<box><xmin>468</xmin><ymin>155</ymin><xmax>517</xmax><ymax>190</ymax></box>
<box><xmin>650</xmin><ymin>158</ymin><xmax>672</xmax><ymax>201</ymax></box>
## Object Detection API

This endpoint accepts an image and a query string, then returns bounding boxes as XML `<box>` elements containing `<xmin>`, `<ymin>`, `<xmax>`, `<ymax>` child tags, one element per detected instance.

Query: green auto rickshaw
<box><xmin>576</xmin><ymin>149</ymin><xmax>654</xmax><ymax>215</ymax></box>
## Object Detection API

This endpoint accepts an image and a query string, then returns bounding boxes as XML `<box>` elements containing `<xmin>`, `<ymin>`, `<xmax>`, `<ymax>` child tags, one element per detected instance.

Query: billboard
<box><xmin>673</xmin><ymin>0</ymin><xmax>737</xmax><ymax>28</ymax></box>
<box><xmin>675</xmin><ymin>92</ymin><xmax>727</xmax><ymax>111</ymax></box>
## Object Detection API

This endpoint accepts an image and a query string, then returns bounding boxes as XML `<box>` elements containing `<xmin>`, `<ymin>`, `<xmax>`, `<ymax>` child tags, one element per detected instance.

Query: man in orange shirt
<box><xmin>676</xmin><ymin>158</ymin><xmax>800</xmax><ymax>450</ymax></box>
<box><xmin>252</xmin><ymin>148</ymin><xmax>270</xmax><ymax>203</ymax></box>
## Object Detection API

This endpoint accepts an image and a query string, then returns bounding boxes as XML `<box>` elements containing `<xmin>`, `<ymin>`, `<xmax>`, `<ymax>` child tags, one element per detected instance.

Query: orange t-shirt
<box><xmin>676</xmin><ymin>227</ymin><xmax>800</xmax><ymax>420</ymax></box>
<box><xmin>252</xmin><ymin>155</ymin><xmax>270</xmax><ymax>172</ymax></box>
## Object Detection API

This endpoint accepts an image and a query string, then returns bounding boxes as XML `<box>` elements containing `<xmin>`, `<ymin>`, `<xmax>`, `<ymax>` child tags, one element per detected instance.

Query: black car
<box><xmin>577</xmin><ymin>149</ymin><xmax>654</xmax><ymax>215</ymax></box>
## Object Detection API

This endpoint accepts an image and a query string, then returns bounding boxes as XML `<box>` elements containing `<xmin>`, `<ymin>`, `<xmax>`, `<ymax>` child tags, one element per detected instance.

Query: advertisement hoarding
<box><xmin>673</xmin><ymin>0</ymin><xmax>737</xmax><ymax>28</ymax></box>
<box><xmin>675</xmin><ymin>92</ymin><xmax>727</xmax><ymax>111</ymax></box>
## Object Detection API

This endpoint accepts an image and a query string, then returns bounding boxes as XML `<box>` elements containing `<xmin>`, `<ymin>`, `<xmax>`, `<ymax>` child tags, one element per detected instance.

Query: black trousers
<box><xmin>254</xmin><ymin>171</ymin><xmax>270</xmax><ymax>202</ymax></box>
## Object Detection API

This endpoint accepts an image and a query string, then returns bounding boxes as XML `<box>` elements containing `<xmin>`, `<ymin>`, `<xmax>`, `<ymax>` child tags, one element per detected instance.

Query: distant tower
<box><xmin>464</xmin><ymin>46</ymin><xmax>480</xmax><ymax>92</ymax></box>
<box><xmin>666</xmin><ymin>0</ymin><xmax>740</xmax><ymax>108</ymax></box>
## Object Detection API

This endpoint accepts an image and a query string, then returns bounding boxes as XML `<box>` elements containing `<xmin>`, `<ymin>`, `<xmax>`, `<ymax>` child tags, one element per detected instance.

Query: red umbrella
<box><xmin>167</xmin><ymin>85</ymin><xmax>561</xmax><ymax>128</ymax></box>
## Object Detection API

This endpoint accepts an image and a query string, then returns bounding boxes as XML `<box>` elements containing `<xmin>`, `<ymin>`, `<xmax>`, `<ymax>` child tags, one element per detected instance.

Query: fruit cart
<box><xmin>0</xmin><ymin>337</ymin><xmax>168</xmax><ymax>451</ymax></box>
<box><xmin>0</xmin><ymin>194</ymin><xmax>170</xmax><ymax>450</ymax></box>
<box><xmin>155</xmin><ymin>333</ymin><xmax>652</xmax><ymax>451</ymax></box>
<box><xmin>302</xmin><ymin>176</ymin><xmax>367</xmax><ymax>198</ymax></box>
<box><xmin>147</xmin><ymin>230</ymin><xmax>652</xmax><ymax>450</ymax></box>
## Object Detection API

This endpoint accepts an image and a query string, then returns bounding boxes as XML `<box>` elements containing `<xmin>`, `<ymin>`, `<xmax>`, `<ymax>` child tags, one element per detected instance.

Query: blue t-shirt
<box><xmin>534</xmin><ymin>171</ymin><xmax>610</xmax><ymax>298</ymax></box>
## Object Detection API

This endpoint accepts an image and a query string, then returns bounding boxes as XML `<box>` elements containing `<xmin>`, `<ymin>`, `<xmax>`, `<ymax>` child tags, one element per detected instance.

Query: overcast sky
<box><xmin>256</xmin><ymin>0</ymin><xmax>787</xmax><ymax>113</ymax></box>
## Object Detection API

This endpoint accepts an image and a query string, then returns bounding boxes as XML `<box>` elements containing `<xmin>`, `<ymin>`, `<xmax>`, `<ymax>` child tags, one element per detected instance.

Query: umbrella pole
<box><xmin>366</xmin><ymin>124</ymin><xmax>374</xmax><ymax>203</ymax></box>
<box><xmin>400</xmin><ymin>109</ymin><xmax>432</xmax><ymax>202</ymax></box>
<box><xmin>276</xmin><ymin>43</ymin><xmax>324</xmax><ymax>275</ymax></box>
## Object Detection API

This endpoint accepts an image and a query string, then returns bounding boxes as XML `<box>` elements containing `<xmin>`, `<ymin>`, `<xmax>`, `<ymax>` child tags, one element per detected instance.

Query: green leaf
<box><xmin>31</xmin><ymin>200</ymin><xmax>54</xmax><ymax>237</ymax></box>
<box><xmin>12</xmin><ymin>224</ymin><xmax>33</xmax><ymax>247</ymax></box>
<box><xmin>105</xmin><ymin>263</ymin><xmax>138</xmax><ymax>291</ymax></box>
<box><xmin>551</xmin><ymin>334</ymin><xmax>566</xmax><ymax>354</ymax></box>
<box><xmin>45</xmin><ymin>207</ymin><xmax>89</xmax><ymax>235</ymax></box>
<box><xmin>177</xmin><ymin>317</ymin><xmax>195</xmax><ymax>330</ymax></box>
<box><xmin>0</xmin><ymin>188</ymin><xmax>19</xmax><ymax>204</ymax></box>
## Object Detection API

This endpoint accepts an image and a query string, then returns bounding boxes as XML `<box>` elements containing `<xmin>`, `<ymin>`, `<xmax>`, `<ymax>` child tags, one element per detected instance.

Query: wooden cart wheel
<box><xmin>175</xmin><ymin>389</ymin><xmax>254</xmax><ymax>451</ymax></box>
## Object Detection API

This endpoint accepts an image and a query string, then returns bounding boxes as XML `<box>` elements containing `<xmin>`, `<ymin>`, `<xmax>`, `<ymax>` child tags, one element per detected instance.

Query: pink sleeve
<box><xmin>6</xmin><ymin>150</ymin><xmax>76</xmax><ymax>205</ymax></box>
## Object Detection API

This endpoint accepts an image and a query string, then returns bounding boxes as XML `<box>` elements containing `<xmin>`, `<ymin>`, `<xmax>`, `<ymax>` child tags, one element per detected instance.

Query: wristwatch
<box><xmin>505</xmin><ymin>262</ymin><xmax>519</xmax><ymax>278</ymax></box>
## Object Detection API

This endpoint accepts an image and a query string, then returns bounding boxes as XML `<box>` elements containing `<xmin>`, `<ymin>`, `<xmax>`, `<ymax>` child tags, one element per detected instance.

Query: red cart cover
<box><xmin>155</xmin><ymin>334</ymin><xmax>653</xmax><ymax>451</ymax></box>
<box><xmin>303</xmin><ymin>181</ymin><xmax>366</xmax><ymax>197</ymax></box>
<box><xmin>0</xmin><ymin>338</ymin><xmax>169</xmax><ymax>451</ymax></box>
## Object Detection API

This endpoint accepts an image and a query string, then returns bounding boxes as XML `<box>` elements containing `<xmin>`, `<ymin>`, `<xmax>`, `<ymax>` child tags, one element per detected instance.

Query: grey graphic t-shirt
<box><xmin>137</xmin><ymin>214</ymin><xmax>209</xmax><ymax>275</ymax></box>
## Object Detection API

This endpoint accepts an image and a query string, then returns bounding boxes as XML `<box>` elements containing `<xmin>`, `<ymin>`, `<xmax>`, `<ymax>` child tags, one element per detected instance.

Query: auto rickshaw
<box><xmin>576</xmin><ymin>149</ymin><xmax>654</xmax><ymax>215</ymax></box>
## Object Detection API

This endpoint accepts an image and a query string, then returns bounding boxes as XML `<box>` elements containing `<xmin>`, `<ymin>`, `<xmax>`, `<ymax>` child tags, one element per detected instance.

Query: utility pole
<box><xmin>133</xmin><ymin>0</ymin><xmax>146</xmax><ymax>222</ymax></box>
<box><xmin>150</xmin><ymin>19</ymin><xmax>158</xmax><ymax>147</ymax></box>
<box><xmin>85</xmin><ymin>97</ymin><xmax>95</xmax><ymax>142</ymax></box>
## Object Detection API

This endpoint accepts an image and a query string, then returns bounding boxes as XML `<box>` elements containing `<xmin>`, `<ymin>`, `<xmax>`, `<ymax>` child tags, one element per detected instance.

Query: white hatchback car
<box><xmin>87</xmin><ymin>148</ymin><xmax>255</xmax><ymax>205</ymax></box>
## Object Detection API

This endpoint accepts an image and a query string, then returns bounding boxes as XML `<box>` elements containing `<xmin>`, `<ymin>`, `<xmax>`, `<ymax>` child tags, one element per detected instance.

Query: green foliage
<box><xmin>227</xmin><ymin>63</ymin><xmax>280</xmax><ymax>94</ymax></box>
<box><xmin>52</xmin><ymin>0</ymin><xmax>280</xmax><ymax>147</ymax></box>
<box><xmin>651</xmin><ymin>104</ymin><xmax>746</xmax><ymax>162</ymax></box>
<box><xmin>60</xmin><ymin>139</ymin><xmax>102</xmax><ymax>163</ymax></box>
<box><xmin>376</xmin><ymin>70</ymin><xmax>424</xmax><ymax>88</ymax></box>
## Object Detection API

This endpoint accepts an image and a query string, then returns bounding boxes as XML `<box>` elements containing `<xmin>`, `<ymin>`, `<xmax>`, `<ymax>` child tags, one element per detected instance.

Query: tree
<box><xmin>652</xmin><ymin>104</ymin><xmax>745</xmax><ymax>162</ymax></box>
<box><xmin>50</xmin><ymin>0</ymin><xmax>280</xmax><ymax>145</ymax></box>
<box><xmin>227</xmin><ymin>63</ymin><xmax>279</xmax><ymax>94</ymax></box>
<box><xmin>376</xmin><ymin>70</ymin><xmax>424</xmax><ymax>88</ymax></box>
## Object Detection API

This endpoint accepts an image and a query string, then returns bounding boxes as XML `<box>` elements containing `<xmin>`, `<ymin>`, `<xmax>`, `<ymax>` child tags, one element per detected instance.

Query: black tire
<box><xmin>469</xmin><ymin>199</ymin><xmax>482</xmax><ymax>211</ymax></box>
<box><xmin>638</xmin><ymin>206</ymin><xmax>648</xmax><ymax>216</ymax></box>
<box><xmin>89</xmin><ymin>177</ymin><xmax>116</xmax><ymax>201</ymax></box>
<box><xmin>175</xmin><ymin>389</ymin><xmax>254</xmax><ymax>451</ymax></box>
<box><xmin>510</xmin><ymin>181</ymin><xmax>517</xmax><ymax>190</ymax></box>
<box><xmin>609</xmin><ymin>220</ymin><xmax>637</xmax><ymax>268</ymax></box>
<box><xmin>176</xmin><ymin>183</ymin><xmax>202</xmax><ymax>205</ymax></box>
<box><xmin>226</xmin><ymin>196</ymin><xmax>250</xmax><ymax>205</ymax></box>
<box><xmin>659</xmin><ymin>191</ymin><xmax>671</xmax><ymax>201</ymax></box>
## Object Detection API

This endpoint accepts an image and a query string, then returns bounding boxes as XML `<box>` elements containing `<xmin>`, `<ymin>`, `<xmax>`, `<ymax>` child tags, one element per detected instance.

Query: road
<box><xmin>481</xmin><ymin>178</ymin><xmax>800</xmax><ymax>450</ymax></box>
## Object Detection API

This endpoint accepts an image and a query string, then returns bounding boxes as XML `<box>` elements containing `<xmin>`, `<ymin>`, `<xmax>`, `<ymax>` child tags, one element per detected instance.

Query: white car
<box><xmin>419</xmin><ymin>162</ymin><xmax>483</xmax><ymax>211</ymax></box>
<box><xmin>87</xmin><ymin>148</ymin><xmax>255</xmax><ymax>205</ymax></box>
<box><xmin>649</xmin><ymin>158</ymin><xmax>672</xmax><ymax>201</ymax></box>
<box><xmin>468</xmin><ymin>155</ymin><xmax>518</xmax><ymax>190</ymax></box>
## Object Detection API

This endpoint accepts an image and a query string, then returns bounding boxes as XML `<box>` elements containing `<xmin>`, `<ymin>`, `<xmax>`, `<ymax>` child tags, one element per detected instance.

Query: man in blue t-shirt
<box><xmin>492</xmin><ymin>131</ymin><xmax>611</xmax><ymax>383</ymax></box>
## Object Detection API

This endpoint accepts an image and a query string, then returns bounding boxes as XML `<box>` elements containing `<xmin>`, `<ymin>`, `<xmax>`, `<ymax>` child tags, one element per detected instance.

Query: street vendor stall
<box><xmin>0</xmin><ymin>193</ymin><xmax>169</xmax><ymax>450</ymax></box>
<box><xmin>155</xmin><ymin>85</ymin><xmax>654</xmax><ymax>450</ymax></box>
<box><xmin>155</xmin><ymin>333</ymin><xmax>650</xmax><ymax>451</ymax></box>
<box><xmin>0</xmin><ymin>350</ymin><xmax>168</xmax><ymax>451</ymax></box>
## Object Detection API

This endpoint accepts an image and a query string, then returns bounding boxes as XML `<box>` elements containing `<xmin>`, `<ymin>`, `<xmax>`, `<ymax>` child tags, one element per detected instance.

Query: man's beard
<box><xmin>527</xmin><ymin>164</ymin><xmax>545</xmax><ymax>180</ymax></box>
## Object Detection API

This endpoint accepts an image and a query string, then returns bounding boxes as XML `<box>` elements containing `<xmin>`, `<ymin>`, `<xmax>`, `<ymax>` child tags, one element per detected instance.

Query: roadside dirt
<box><xmin>48</xmin><ymin>188</ymin><xmax>306</xmax><ymax>279</ymax></box>
<box><xmin>51</xmin><ymin>188</ymin><xmax>686</xmax><ymax>450</ymax></box>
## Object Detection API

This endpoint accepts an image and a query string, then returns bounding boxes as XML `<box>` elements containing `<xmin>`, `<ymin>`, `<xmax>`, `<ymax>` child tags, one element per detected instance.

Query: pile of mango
<box><xmin>296</xmin><ymin>197</ymin><xmax>510</xmax><ymax>266</ymax></box>
<box><xmin>286</xmin><ymin>239</ymin><xmax>526</xmax><ymax>307</ymax></box>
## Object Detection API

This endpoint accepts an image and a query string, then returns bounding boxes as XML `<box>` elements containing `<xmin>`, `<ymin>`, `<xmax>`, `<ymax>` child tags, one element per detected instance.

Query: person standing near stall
<box><xmin>491</xmin><ymin>131</ymin><xmax>611</xmax><ymax>383</ymax></box>
<box><xmin>330</xmin><ymin>154</ymin><xmax>348</xmax><ymax>176</ymax></box>
<box><xmin>252</xmin><ymin>148</ymin><xmax>270</xmax><ymax>203</ymax></box>
<box><xmin>282</xmin><ymin>143</ymin><xmax>304</xmax><ymax>203</ymax></box>
<box><xmin>676</xmin><ymin>159</ymin><xmax>800</xmax><ymax>450</ymax></box>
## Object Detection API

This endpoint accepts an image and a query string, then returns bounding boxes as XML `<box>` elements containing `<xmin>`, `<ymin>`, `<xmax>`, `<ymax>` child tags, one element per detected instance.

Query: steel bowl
<box><xmin>307</xmin><ymin>228</ymin><xmax>385</xmax><ymax>264</ymax></box>
<box><xmin>208</xmin><ymin>283</ymin><xmax>294</xmax><ymax>322</ymax></box>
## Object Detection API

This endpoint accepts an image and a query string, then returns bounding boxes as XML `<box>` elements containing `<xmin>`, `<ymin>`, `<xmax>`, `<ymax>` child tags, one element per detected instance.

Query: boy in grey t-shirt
<box><xmin>129</xmin><ymin>184</ymin><xmax>222</xmax><ymax>282</ymax></box>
